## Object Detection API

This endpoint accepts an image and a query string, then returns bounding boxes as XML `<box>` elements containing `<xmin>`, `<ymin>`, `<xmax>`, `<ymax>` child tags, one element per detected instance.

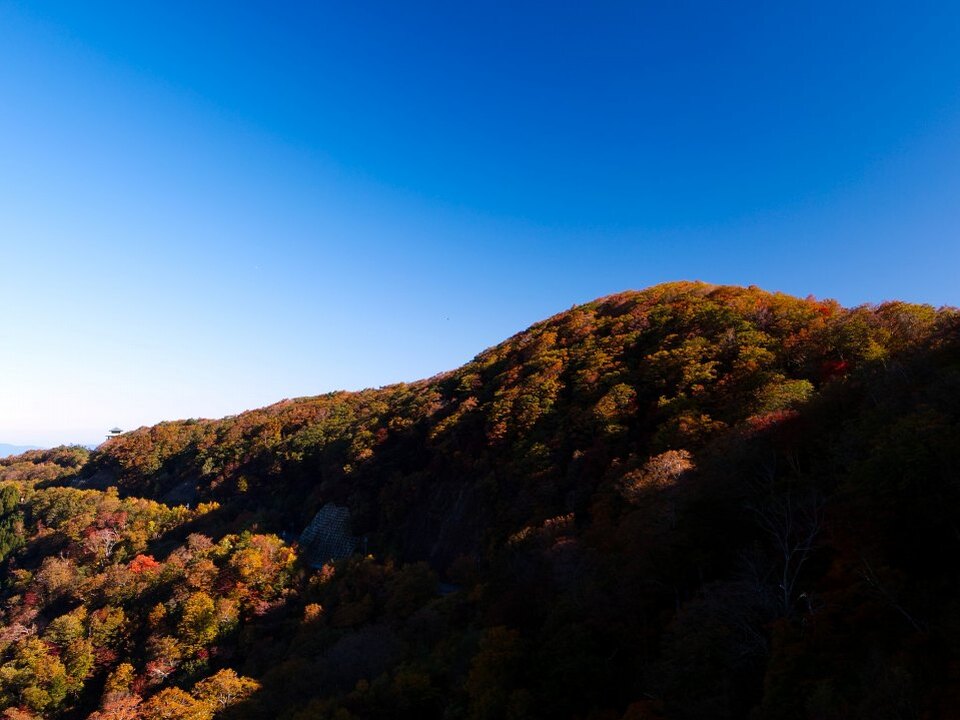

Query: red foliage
<box><xmin>128</xmin><ymin>555</ymin><xmax>161</xmax><ymax>574</ymax></box>
<box><xmin>87</xmin><ymin>695</ymin><xmax>142</xmax><ymax>720</ymax></box>
<box><xmin>820</xmin><ymin>359</ymin><xmax>850</xmax><ymax>380</ymax></box>
<box><xmin>746</xmin><ymin>409</ymin><xmax>800</xmax><ymax>434</ymax></box>
<box><xmin>94</xmin><ymin>647</ymin><xmax>119</xmax><ymax>666</ymax></box>
<box><xmin>145</xmin><ymin>659</ymin><xmax>176</xmax><ymax>684</ymax></box>
<box><xmin>98</xmin><ymin>510</ymin><xmax>129</xmax><ymax>530</ymax></box>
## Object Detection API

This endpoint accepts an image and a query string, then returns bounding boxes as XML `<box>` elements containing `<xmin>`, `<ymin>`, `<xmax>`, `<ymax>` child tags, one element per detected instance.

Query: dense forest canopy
<box><xmin>0</xmin><ymin>282</ymin><xmax>958</xmax><ymax>719</ymax></box>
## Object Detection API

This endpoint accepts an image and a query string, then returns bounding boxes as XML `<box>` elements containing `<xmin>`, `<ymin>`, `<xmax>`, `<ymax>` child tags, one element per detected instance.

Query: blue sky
<box><xmin>1</xmin><ymin>1</ymin><xmax>959</xmax><ymax>446</ymax></box>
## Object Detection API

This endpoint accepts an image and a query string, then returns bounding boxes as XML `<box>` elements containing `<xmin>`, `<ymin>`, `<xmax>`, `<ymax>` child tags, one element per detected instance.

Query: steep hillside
<box><xmin>1</xmin><ymin>282</ymin><xmax>958</xmax><ymax>719</ymax></box>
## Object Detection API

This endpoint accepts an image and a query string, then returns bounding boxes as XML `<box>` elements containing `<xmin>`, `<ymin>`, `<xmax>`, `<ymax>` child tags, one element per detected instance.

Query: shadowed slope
<box><xmin>1</xmin><ymin>282</ymin><xmax>957</xmax><ymax>719</ymax></box>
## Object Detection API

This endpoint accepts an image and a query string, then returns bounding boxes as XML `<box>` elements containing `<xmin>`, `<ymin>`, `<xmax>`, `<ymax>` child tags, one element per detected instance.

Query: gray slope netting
<box><xmin>299</xmin><ymin>504</ymin><xmax>358</xmax><ymax>567</ymax></box>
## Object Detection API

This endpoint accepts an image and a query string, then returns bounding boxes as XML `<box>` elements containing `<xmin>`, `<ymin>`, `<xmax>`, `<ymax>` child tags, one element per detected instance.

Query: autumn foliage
<box><xmin>0</xmin><ymin>282</ymin><xmax>956</xmax><ymax>719</ymax></box>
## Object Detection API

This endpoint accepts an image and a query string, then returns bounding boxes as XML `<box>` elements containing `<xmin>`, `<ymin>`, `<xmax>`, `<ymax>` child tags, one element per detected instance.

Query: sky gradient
<box><xmin>2</xmin><ymin>1</ymin><xmax>959</xmax><ymax>446</ymax></box>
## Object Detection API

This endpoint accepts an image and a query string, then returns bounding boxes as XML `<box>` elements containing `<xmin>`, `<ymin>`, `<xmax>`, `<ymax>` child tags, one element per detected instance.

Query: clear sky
<box><xmin>2</xmin><ymin>1</ymin><xmax>959</xmax><ymax>447</ymax></box>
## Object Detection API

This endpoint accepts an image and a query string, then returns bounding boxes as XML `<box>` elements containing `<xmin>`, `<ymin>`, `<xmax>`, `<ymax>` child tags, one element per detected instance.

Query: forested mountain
<box><xmin>1</xmin><ymin>281</ymin><xmax>958</xmax><ymax>719</ymax></box>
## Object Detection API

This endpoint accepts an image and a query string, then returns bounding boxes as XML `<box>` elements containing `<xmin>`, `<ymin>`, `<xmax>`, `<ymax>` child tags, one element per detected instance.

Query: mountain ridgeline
<box><xmin>1</xmin><ymin>282</ymin><xmax>959</xmax><ymax>719</ymax></box>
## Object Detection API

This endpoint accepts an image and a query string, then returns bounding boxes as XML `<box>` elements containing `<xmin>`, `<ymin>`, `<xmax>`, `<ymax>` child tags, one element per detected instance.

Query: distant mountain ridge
<box><xmin>0</xmin><ymin>443</ymin><xmax>40</xmax><ymax>458</ymax></box>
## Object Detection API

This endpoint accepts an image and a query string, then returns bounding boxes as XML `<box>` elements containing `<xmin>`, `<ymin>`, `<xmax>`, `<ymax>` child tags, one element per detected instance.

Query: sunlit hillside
<box><xmin>1</xmin><ymin>282</ymin><xmax>958</xmax><ymax>719</ymax></box>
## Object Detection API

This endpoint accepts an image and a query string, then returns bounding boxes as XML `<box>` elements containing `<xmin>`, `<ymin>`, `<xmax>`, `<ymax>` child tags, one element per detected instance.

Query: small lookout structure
<box><xmin>106</xmin><ymin>427</ymin><xmax>123</xmax><ymax>440</ymax></box>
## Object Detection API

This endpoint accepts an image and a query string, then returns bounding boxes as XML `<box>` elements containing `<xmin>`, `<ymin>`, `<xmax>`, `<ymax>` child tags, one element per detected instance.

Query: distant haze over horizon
<box><xmin>2</xmin><ymin>2</ymin><xmax>959</xmax><ymax>446</ymax></box>
<box><xmin>0</xmin><ymin>443</ymin><xmax>43</xmax><ymax>459</ymax></box>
